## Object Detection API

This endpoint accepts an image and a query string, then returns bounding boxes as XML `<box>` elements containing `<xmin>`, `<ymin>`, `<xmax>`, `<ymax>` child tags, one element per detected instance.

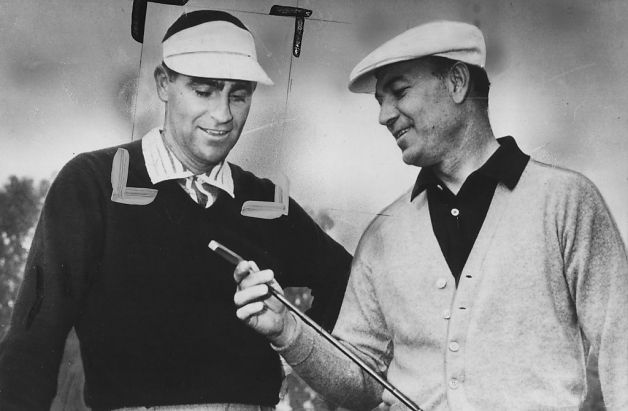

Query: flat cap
<box><xmin>348</xmin><ymin>20</ymin><xmax>485</xmax><ymax>93</ymax></box>
<box><xmin>162</xmin><ymin>10</ymin><xmax>273</xmax><ymax>85</ymax></box>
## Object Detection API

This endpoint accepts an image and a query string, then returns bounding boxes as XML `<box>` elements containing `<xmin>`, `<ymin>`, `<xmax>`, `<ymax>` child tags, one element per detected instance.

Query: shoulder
<box><xmin>354</xmin><ymin>188</ymin><xmax>416</xmax><ymax>257</ymax></box>
<box><xmin>228</xmin><ymin>163</ymin><xmax>320</xmax><ymax>226</ymax></box>
<box><xmin>51</xmin><ymin>140</ymin><xmax>142</xmax><ymax>198</ymax></box>
<box><xmin>364</xmin><ymin>189</ymin><xmax>416</xmax><ymax>235</ymax></box>
<box><xmin>60</xmin><ymin>140</ymin><xmax>142</xmax><ymax>180</ymax></box>
<box><xmin>228</xmin><ymin>162</ymin><xmax>276</xmax><ymax>201</ymax></box>
<box><xmin>522</xmin><ymin>160</ymin><xmax>611</xmax><ymax>234</ymax></box>
<box><xmin>524</xmin><ymin>159</ymin><xmax>603</xmax><ymax>203</ymax></box>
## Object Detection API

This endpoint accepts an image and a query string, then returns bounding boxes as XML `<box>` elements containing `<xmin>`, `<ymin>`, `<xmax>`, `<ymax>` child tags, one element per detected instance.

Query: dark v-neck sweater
<box><xmin>0</xmin><ymin>140</ymin><xmax>351</xmax><ymax>410</ymax></box>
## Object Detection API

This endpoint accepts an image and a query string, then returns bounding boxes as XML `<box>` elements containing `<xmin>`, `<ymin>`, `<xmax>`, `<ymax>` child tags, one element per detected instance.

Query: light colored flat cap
<box><xmin>163</xmin><ymin>10</ymin><xmax>273</xmax><ymax>85</ymax></box>
<box><xmin>348</xmin><ymin>20</ymin><xmax>485</xmax><ymax>93</ymax></box>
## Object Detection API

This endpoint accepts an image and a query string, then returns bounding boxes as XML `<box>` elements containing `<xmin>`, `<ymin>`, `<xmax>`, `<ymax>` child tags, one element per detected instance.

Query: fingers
<box><xmin>234</xmin><ymin>260</ymin><xmax>255</xmax><ymax>284</ymax></box>
<box><xmin>233</xmin><ymin>261</ymin><xmax>281</xmax><ymax>303</ymax></box>
<box><xmin>234</xmin><ymin>280</ymin><xmax>284</xmax><ymax>314</ymax></box>
<box><xmin>267</xmin><ymin>278</ymin><xmax>284</xmax><ymax>296</ymax></box>
<box><xmin>234</xmin><ymin>283</ymin><xmax>270</xmax><ymax>307</ymax></box>
<box><xmin>234</xmin><ymin>260</ymin><xmax>269</xmax><ymax>285</ymax></box>
<box><xmin>235</xmin><ymin>301</ymin><xmax>265</xmax><ymax>322</ymax></box>
<box><xmin>232</xmin><ymin>260</ymin><xmax>290</xmax><ymax>341</ymax></box>
<box><xmin>239</xmin><ymin>268</ymin><xmax>275</xmax><ymax>290</ymax></box>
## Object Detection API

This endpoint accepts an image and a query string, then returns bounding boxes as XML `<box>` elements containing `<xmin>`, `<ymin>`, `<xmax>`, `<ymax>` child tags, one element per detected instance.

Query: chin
<box><xmin>401</xmin><ymin>151</ymin><xmax>422</xmax><ymax>167</ymax></box>
<box><xmin>196</xmin><ymin>151</ymin><xmax>225</xmax><ymax>167</ymax></box>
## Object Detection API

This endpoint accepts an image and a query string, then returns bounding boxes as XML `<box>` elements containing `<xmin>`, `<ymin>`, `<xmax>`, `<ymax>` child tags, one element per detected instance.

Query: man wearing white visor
<box><xmin>233</xmin><ymin>20</ymin><xmax>628</xmax><ymax>410</ymax></box>
<box><xmin>0</xmin><ymin>10</ymin><xmax>351</xmax><ymax>410</ymax></box>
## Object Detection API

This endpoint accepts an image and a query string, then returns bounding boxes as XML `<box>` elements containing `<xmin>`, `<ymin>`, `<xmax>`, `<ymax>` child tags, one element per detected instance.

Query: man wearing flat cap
<box><xmin>234</xmin><ymin>20</ymin><xmax>628</xmax><ymax>410</ymax></box>
<box><xmin>0</xmin><ymin>10</ymin><xmax>351</xmax><ymax>410</ymax></box>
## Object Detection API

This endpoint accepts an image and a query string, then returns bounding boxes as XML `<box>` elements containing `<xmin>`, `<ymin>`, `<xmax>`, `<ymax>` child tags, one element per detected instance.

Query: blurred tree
<box><xmin>0</xmin><ymin>175</ymin><xmax>49</xmax><ymax>339</ymax></box>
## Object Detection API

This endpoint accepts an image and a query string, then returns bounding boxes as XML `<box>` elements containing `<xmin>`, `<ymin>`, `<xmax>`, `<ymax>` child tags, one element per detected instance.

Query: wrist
<box><xmin>270</xmin><ymin>311</ymin><xmax>298</xmax><ymax>348</ymax></box>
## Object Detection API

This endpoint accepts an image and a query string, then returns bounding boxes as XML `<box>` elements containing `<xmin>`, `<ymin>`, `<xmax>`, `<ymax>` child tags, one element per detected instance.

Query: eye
<box><xmin>230</xmin><ymin>92</ymin><xmax>249</xmax><ymax>103</ymax></box>
<box><xmin>392</xmin><ymin>87</ymin><xmax>409</xmax><ymax>99</ymax></box>
<box><xmin>194</xmin><ymin>90</ymin><xmax>212</xmax><ymax>98</ymax></box>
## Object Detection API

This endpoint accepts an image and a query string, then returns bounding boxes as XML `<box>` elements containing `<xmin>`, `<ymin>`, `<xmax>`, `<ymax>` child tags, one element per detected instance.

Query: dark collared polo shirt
<box><xmin>411</xmin><ymin>137</ymin><xmax>530</xmax><ymax>285</ymax></box>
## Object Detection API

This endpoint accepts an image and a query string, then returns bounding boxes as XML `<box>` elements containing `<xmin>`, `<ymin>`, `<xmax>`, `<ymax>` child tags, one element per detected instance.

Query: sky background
<box><xmin>1</xmin><ymin>0</ymin><xmax>627</xmax><ymax>251</ymax></box>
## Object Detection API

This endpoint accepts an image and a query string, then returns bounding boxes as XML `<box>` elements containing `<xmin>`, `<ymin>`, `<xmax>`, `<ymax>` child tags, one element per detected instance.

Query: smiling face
<box><xmin>155</xmin><ymin>66</ymin><xmax>255</xmax><ymax>173</ymax></box>
<box><xmin>374</xmin><ymin>58</ymin><xmax>464</xmax><ymax>168</ymax></box>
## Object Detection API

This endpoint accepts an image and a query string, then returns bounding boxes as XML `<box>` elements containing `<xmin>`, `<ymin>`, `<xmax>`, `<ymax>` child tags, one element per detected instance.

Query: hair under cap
<box><xmin>162</xmin><ymin>10</ymin><xmax>273</xmax><ymax>85</ymax></box>
<box><xmin>348</xmin><ymin>20</ymin><xmax>485</xmax><ymax>93</ymax></box>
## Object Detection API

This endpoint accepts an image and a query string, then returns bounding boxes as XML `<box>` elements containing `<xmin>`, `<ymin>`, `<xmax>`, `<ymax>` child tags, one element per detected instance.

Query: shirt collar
<box><xmin>411</xmin><ymin>136</ymin><xmax>530</xmax><ymax>200</ymax></box>
<box><xmin>141</xmin><ymin>127</ymin><xmax>235</xmax><ymax>198</ymax></box>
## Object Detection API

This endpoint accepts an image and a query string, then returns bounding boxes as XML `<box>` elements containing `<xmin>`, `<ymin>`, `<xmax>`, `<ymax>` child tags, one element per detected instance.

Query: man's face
<box><xmin>157</xmin><ymin>70</ymin><xmax>255</xmax><ymax>170</ymax></box>
<box><xmin>374</xmin><ymin>58</ymin><xmax>461</xmax><ymax>168</ymax></box>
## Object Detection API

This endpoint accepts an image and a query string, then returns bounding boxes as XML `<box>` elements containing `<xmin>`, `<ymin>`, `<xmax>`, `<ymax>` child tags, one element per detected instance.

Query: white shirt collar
<box><xmin>141</xmin><ymin>127</ymin><xmax>235</xmax><ymax>198</ymax></box>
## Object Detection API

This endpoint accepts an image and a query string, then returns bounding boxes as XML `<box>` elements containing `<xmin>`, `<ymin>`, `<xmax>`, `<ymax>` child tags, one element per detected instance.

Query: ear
<box><xmin>154</xmin><ymin>65</ymin><xmax>170</xmax><ymax>103</ymax></box>
<box><xmin>446</xmin><ymin>62</ymin><xmax>471</xmax><ymax>104</ymax></box>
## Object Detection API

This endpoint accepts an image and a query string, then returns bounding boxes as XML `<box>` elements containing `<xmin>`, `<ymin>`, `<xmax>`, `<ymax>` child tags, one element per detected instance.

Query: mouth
<box><xmin>393</xmin><ymin>127</ymin><xmax>411</xmax><ymax>139</ymax></box>
<box><xmin>199</xmin><ymin>127</ymin><xmax>232</xmax><ymax>137</ymax></box>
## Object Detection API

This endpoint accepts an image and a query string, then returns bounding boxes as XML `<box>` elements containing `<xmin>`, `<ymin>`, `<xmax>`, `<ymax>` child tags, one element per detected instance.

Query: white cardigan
<box><xmin>276</xmin><ymin>159</ymin><xmax>628</xmax><ymax>410</ymax></box>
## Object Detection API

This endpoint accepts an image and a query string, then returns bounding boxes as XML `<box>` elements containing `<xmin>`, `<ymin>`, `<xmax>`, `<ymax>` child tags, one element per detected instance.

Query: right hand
<box><xmin>233</xmin><ymin>260</ymin><xmax>296</xmax><ymax>346</ymax></box>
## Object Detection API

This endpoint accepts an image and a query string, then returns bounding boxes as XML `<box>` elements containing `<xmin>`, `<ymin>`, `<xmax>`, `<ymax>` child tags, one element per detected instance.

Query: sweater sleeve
<box><xmin>274</xmin><ymin>245</ymin><xmax>391</xmax><ymax>410</ymax></box>
<box><xmin>0</xmin><ymin>155</ymin><xmax>104</xmax><ymax>410</ymax></box>
<box><xmin>561</xmin><ymin>175</ymin><xmax>628</xmax><ymax>410</ymax></box>
<box><xmin>276</xmin><ymin>197</ymin><xmax>352</xmax><ymax>332</ymax></box>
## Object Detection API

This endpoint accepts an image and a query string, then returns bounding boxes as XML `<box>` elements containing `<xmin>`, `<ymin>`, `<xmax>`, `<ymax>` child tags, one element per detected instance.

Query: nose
<box><xmin>210</xmin><ymin>94</ymin><xmax>233</xmax><ymax>124</ymax></box>
<box><xmin>378</xmin><ymin>97</ymin><xmax>399</xmax><ymax>128</ymax></box>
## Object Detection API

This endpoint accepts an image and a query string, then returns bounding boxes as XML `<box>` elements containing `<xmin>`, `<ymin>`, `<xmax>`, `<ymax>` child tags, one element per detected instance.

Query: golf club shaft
<box><xmin>208</xmin><ymin>240</ymin><xmax>422</xmax><ymax>411</ymax></box>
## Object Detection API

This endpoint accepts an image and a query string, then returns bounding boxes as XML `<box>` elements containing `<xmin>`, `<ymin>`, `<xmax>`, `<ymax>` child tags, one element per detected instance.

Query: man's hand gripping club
<box><xmin>234</xmin><ymin>261</ymin><xmax>298</xmax><ymax>347</ymax></box>
<box><xmin>231</xmin><ymin>260</ymin><xmax>424</xmax><ymax>411</ymax></box>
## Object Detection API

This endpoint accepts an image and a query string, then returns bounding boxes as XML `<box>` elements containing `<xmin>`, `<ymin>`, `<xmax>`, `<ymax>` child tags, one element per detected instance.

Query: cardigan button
<box><xmin>436</xmin><ymin>278</ymin><xmax>448</xmax><ymax>289</ymax></box>
<box><xmin>451</xmin><ymin>208</ymin><xmax>460</xmax><ymax>216</ymax></box>
<box><xmin>442</xmin><ymin>309</ymin><xmax>451</xmax><ymax>319</ymax></box>
<box><xmin>449</xmin><ymin>378</ymin><xmax>459</xmax><ymax>389</ymax></box>
<box><xmin>449</xmin><ymin>341</ymin><xmax>460</xmax><ymax>352</ymax></box>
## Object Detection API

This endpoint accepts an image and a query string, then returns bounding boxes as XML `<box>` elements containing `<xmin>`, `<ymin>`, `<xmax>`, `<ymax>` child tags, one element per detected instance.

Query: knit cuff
<box><xmin>271</xmin><ymin>312</ymin><xmax>316</xmax><ymax>366</ymax></box>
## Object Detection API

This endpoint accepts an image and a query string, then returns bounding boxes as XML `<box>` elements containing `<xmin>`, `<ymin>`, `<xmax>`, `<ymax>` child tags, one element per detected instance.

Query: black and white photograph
<box><xmin>0</xmin><ymin>1</ymin><xmax>627</xmax><ymax>410</ymax></box>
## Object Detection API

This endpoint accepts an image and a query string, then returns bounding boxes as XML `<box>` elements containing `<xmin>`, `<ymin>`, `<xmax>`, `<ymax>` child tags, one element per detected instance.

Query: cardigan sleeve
<box><xmin>0</xmin><ymin>154</ymin><xmax>104</xmax><ymax>410</ymax></box>
<box><xmin>561</xmin><ymin>175</ymin><xmax>628</xmax><ymax>410</ymax></box>
<box><xmin>274</xmin><ymin>238</ymin><xmax>391</xmax><ymax>410</ymax></box>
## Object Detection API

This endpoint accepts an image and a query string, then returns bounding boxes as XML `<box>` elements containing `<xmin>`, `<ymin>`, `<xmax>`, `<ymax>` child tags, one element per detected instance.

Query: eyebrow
<box><xmin>230</xmin><ymin>81</ymin><xmax>255</xmax><ymax>93</ymax></box>
<box><xmin>188</xmin><ymin>78</ymin><xmax>224</xmax><ymax>90</ymax></box>
<box><xmin>187</xmin><ymin>78</ymin><xmax>254</xmax><ymax>93</ymax></box>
